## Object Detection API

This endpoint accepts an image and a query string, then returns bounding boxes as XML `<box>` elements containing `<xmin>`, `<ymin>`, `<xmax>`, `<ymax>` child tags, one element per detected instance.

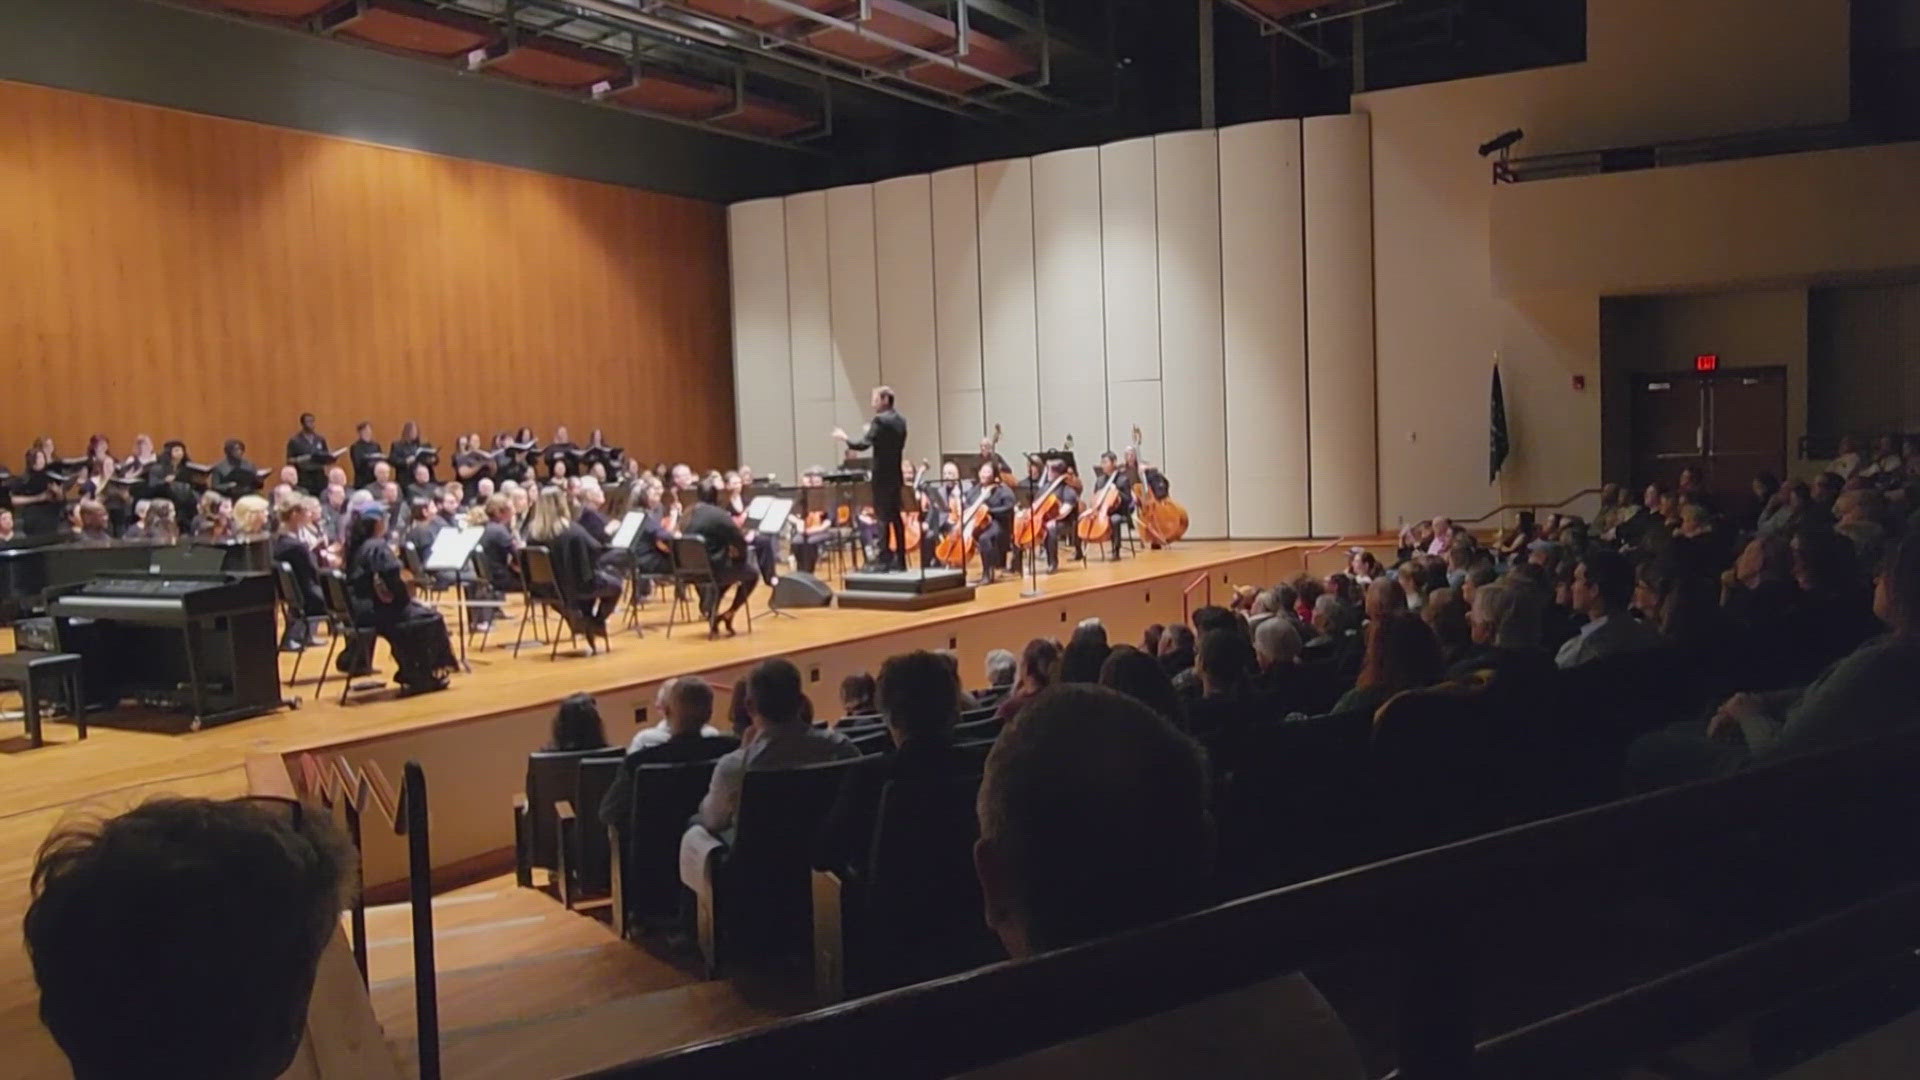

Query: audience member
<box><xmin>1333</xmin><ymin>612</ymin><xmax>1443</xmax><ymax>717</ymax></box>
<box><xmin>1059</xmin><ymin>621</ymin><xmax>1112</xmax><ymax>683</ymax></box>
<box><xmin>815</xmin><ymin>650</ymin><xmax>972</xmax><ymax>875</ymax></box>
<box><xmin>995</xmin><ymin>638</ymin><xmax>1062</xmax><ymax>724</ymax></box>
<box><xmin>694</xmin><ymin>659</ymin><xmax>860</xmax><ymax>837</ymax></box>
<box><xmin>1097</xmin><ymin>645</ymin><xmax>1185</xmax><ymax>729</ymax></box>
<box><xmin>1195</xmin><ymin>629</ymin><xmax>1257</xmax><ymax>700</ymax></box>
<box><xmin>26</xmin><ymin>797</ymin><xmax>351</xmax><ymax>1080</ymax></box>
<box><xmin>542</xmin><ymin>692</ymin><xmax>612</xmax><ymax>752</ymax></box>
<box><xmin>839</xmin><ymin>672</ymin><xmax>878</xmax><ymax>720</ymax></box>
<box><xmin>1554</xmin><ymin>550</ymin><xmax>1664</xmax><ymax>669</ymax></box>
<box><xmin>1156</xmin><ymin>624</ymin><xmax>1197</xmax><ymax>679</ymax></box>
<box><xmin>629</xmin><ymin>677</ymin><xmax>722</xmax><ymax>752</ymax></box>
<box><xmin>984</xmin><ymin>648</ymin><xmax>1018</xmax><ymax>696</ymax></box>
<box><xmin>1141</xmin><ymin>623</ymin><xmax>1166</xmax><ymax>657</ymax></box>
<box><xmin>967</xmin><ymin>686</ymin><xmax>1365</xmax><ymax>1079</ymax></box>
<box><xmin>1421</xmin><ymin>586</ymin><xmax>1473</xmax><ymax>667</ymax></box>
<box><xmin>1448</xmin><ymin>580</ymin><xmax>1551</xmax><ymax>682</ymax></box>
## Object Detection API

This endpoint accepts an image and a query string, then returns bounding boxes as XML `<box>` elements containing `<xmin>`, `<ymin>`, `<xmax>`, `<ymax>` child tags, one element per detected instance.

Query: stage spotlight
<box><xmin>1477</xmin><ymin>129</ymin><xmax>1525</xmax><ymax>158</ymax></box>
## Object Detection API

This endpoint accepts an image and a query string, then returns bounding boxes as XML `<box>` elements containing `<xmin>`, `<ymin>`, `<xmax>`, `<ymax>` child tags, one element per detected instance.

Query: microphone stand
<box><xmin>1021</xmin><ymin>452</ymin><xmax>1043</xmax><ymax>599</ymax></box>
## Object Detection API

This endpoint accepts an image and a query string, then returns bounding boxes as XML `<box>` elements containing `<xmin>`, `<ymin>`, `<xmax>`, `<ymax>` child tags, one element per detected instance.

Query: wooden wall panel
<box><xmin>0</xmin><ymin>78</ymin><xmax>734</xmax><ymax>473</ymax></box>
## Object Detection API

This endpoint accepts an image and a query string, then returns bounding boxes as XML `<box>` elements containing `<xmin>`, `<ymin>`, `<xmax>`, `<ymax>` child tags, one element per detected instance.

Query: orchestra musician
<box><xmin>527</xmin><ymin>486</ymin><xmax>622</xmax><ymax>634</ymax></box>
<box><xmin>967</xmin><ymin>461</ymin><xmax>1015</xmax><ymax>586</ymax></box>
<box><xmin>724</xmin><ymin>470</ymin><xmax>780</xmax><ymax>586</ymax></box>
<box><xmin>683</xmin><ymin>477</ymin><xmax>757</xmax><ymax>635</ymax></box>
<box><xmin>286</xmin><ymin>413</ymin><xmax>332</xmax><ymax>495</ymax></box>
<box><xmin>341</xmin><ymin>505</ymin><xmax>456</xmax><ymax>695</ymax></box>
<box><xmin>404</xmin><ymin>463</ymin><xmax>439</xmax><ymax>504</ymax></box>
<box><xmin>832</xmin><ymin>385</ymin><xmax>908</xmax><ymax>572</ymax></box>
<box><xmin>1094</xmin><ymin>451</ymin><xmax>1137</xmax><ymax>560</ymax></box>
<box><xmin>1016</xmin><ymin>457</ymin><xmax>1081</xmax><ymax>575</ymax></box>
<box><xmin>272</xmin><ymin>498</ymin><xmax>327</xmax><ymax>649</ymax></box>
<box><xmin>978</xmin><ymin>435</ymin><xmax>1013</xmax><ymax>481</ymax></box>
<box><xmin>627</xmin><ymin>482</ymin><xmax>675</xmax><ymax>581</ymax></box>
<box><xmin>349</xmin><ymin>422</ymin><xmax>385</xmax><ymax>490</ymax></box>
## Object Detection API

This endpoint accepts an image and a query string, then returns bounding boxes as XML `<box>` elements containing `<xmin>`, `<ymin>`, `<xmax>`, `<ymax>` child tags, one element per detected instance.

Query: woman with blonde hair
<box><xmin>232</xmin><ymin>494</ymin><xmax>271</xmax><ymax>538</ymax></box>
<box><xmin>527</xmin><ymin>486</ymin><xmax>622</xmax><ymax>632</ymax></box>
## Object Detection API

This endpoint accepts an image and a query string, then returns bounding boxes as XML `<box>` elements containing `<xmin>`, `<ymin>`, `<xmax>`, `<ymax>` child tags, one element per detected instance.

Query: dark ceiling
<box><xmin>149</xmin><ymin>0</ymin><xmax>1591</xmax><ymax>183</ymax></box>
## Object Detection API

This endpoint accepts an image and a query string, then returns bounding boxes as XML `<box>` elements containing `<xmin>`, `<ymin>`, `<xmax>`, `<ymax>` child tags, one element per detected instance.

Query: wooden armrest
<box><xmin>812</xmin><ymin>868</ymin><xmax>848</xmax><ymax>1005</ymax></box>
<box><xmin>555</xmin><ymin>800</ymin><xmax>578</xmax><ymax>910</ymax></box>
<box><xmin>512</xmin><ymin>795</ymin><xmax>532</xmax><ymax>888</ymax></box>
<box><xmin>607</xmin><ymin>822</ymin><xmax>628</xmax><ymax>940</ymax></box>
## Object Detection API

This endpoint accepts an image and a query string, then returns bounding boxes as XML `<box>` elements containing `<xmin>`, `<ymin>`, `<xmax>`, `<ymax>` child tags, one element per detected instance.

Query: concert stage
<box><xmin>0</xmin><ymin>538</ymin><xmax>1382</xmax><ymax>897</ymax></box>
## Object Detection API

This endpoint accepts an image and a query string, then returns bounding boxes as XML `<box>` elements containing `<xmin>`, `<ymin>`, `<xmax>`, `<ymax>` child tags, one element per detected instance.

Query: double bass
<box><xmin>1128</xmin><ymin>424</ymin><xmax>1190</xmax><ymax>546</ymax></box>
<box><xmin>901</xmin><ymin>460</ymin><xmax>929</xmax><ymax>553</ymax></box>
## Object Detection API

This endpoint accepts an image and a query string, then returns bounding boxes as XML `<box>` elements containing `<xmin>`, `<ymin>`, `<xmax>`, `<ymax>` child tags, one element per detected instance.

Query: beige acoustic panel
<box><xmin>931</xmin><ymin>164</ymin><xmax>983</xmax><ymax>403</ymax></box>
<box><xmin>1303</xmin><ymin>112</ymin><xmax>1378</xmax><ymax>536</ymax></box>
<box><xmin>727</xmin><ymin>198</ymin><xmax>796</xmax><ymax>480</ymax></box>
<box><xmin>826</xmin><ymin>184</ymin><xmax>881</xmax><ymax>435</ymax></box>
<box><xmin>784</xmin><ymin>190</ymin><xmax>834</xmax><ymax>469</ymax></box>
<box><xmin>1219</xmin><ymin>119</ymin><xmax>1309</xmax><ymax>537</ymax></box>
<box><xmin>939</xmin><ymin>387</ymin><xmax>987</xmax><ymax>466</ymax></box>
<box><xmin>1100</xmin><ymin>137</ymin><xmax>1160</xmax><ymax>456</ymax></box>
<box><xmin>873</xmin><ymin>174</ymin><xmax>942</xmax><ymax>466</ymax></box>
<box><xmin>974</xmin><ymin>158</ymin><xmax>1041</xmax><ymax>461</ymax></box>
<box><xmin>1031</xmin><ymin>146</ymin><xmax>1108</xmax><ymax>458</ymax></box>
<box><xmin>1154</xmin><ymin>129</ymin><xmax>1228</xmax><ymax>539</ymax></box>
<box><xmin>791</xmin><ymin>398</ymin><xmax>841</xmax><ymax>476</ymax></box>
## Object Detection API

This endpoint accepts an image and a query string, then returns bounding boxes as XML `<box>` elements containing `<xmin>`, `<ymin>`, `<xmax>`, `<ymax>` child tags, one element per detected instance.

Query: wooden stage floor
<box><xmin>0</xmin><ymin>538</ymin><xmax>1350</xmax><ymax>1077</ymax></box>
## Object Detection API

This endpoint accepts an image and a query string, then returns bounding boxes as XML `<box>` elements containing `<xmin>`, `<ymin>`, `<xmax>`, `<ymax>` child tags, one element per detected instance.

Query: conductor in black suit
<box><xmin>833</xmin><ymin>385</ymin><xmax>908</xmax><ymax>572</ymax></box>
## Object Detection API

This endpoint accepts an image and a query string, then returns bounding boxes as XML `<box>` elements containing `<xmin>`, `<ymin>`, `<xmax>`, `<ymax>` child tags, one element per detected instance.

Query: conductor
<box><xmin>833</xmin><ymin>386</ymin><xmax>908</xmax><ymax>572</ymax></box>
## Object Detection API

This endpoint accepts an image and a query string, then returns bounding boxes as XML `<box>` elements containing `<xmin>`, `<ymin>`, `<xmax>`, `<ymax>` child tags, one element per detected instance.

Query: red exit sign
<box><xmin>1695</xmin><ymin>353</ymin><xmax>1719</xmax><ymax>372</ymax></box>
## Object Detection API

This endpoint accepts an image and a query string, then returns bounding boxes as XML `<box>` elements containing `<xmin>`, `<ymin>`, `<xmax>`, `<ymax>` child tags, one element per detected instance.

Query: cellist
<box><xmin>965</xmin><ymin>461</ymin><xmax>1014</xmax><ymax>586</ymax></box>
<box><xmin>1092</xmin><ymin>451</ymin><xmax>1137</xmax><ymax>560</ymax></box>
<box><xmin>1014</xmin><ymin>457</ymin><xmax>1079</xmax><ymax>575</ymax></box>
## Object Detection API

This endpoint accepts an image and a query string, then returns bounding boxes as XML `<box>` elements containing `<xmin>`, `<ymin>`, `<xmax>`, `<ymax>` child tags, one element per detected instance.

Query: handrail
<box><xmin>1447</xmin><ymin>488</ymin><xmax>1603</xmax><ymax>528</ymax></box>
<box><xmin>1179</xmin><ymin>571</ymin><xmax>1211</xmax><ymax>625</ymax></box>
<box><xmin>585</xmin><ymin>724</ymin><xmax>1920</xmax><ymax>1080</ymax></box>
<box><xmin>295</xmin><ymin>755</ymin><xmax>440</xmax><ymax>1080</ymax></box>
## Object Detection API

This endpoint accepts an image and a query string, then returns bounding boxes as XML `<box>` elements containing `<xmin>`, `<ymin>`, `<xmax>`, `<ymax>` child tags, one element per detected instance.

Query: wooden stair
<box><xmin>364</xmin><ymin>875</ymin><xmax>792</xmax><ymax>1079</ymax></box>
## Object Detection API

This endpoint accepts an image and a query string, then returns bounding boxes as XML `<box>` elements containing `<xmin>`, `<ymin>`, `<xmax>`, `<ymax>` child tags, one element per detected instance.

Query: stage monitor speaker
<box><xmin>771</xmin><ymin>572</ymin><xmax>834</xmax><ymax>609</ymax></box>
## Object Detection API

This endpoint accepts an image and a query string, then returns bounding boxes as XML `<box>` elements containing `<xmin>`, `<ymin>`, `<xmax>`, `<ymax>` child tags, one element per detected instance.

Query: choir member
<box><xmin>210</xmin><ymin>439</ymin><xmax>262</xmax><ymax>500</ymax></box>
<box><xmin>286</xmin><ymin>413</ymin><xmax>333</xmax><ymax>495</ymax></box>
<box><xmin>390</xmin><ymin>421</ymin><xmax>435</xmax><ymax>483</ymax></box>
<box><xmin>74</xmin><ymin>499</ymin><xmax>113</xmax><ymax>546</ymax></box>
<box><xmin>13</xmin><ymin>447</ymin><xmax>65</xmax><ymax>538</ymax></box>
<box><xmin>543</xmin><ymin>426</ymin><xmax>579</xmax><ymax>480</ymax></box>
<box><xmin>454</xmin><ymin>433</ymin><xmax>492</xmax><ymax>490</ymax></box>
<box><xmin>340</xmin><ymin>506</ymin><xmax>455</xmax><ymax>695</ymax></box>
<box><xmin>146</xmin><ymin>441</ymin><xmax>198</xmax><ymax>527</ymax></box>
<box><xmin>349</xmin><ymin>422</ymin><xmax>385</xmax><ymax>489</ymax></box>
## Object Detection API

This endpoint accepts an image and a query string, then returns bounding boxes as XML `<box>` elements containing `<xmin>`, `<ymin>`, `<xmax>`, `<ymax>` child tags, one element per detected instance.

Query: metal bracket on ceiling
<box><xmin>1215</xmin><ymin>0</ymin><xmax>1337</xmax><ymax>65</ymax></box>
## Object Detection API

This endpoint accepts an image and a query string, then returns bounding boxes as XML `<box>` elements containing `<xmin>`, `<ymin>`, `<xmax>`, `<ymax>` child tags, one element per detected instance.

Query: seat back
<box><xmin>524</xmin><ymin>747</ymin><xmax>619</xmax><ymax>871</ymax></box>
<box><xmin>952</xmin><ymin>716</ymin><xmax>1001</xmax><ymax>743</ymax></box>
<box><xmin>619</xmin><ymin>750</ymin><xmax>731</xmax><ymax>923</ymax></box>
<box><xmin>1370</xmin><ymin>684</ymin><xmax>1502</xmax><ymax>854</ymax></box>
<box><xmin>724</xmin><ymin>757</ymin><xmax>862</xmax><ymax>952</ymax></box>
<box><xmin>319</xmin><ymin>569</ymin><xmax>357</xmax><ymax>627</ymax></box>
<box><xmin>861</xmin><ymin>770</ymin><xmax>995</xmax><ymax>989</ymax></box>
<box><xmin>400</xmin><ymin>541</ymin><xmax>429</xmax><ymax>581</ymax></box>
<box><xmin>671</xmin><ymin>536</ymin><xmax>714</xmax><ymax>578</ymax></box>
<box><xmin>273</xmin><ymin>560</ymin><xmax>302</xmax><ymax>611</ymax></box>
<box><xmin>1213</xmin><ymin>708</ymin><xmax>1378</xmax><ymax>893</ymax></box>
<box><xmin>522</xmin><ymin>545</ymin><xmax>561</xmax><ymax>600</ymax></box>
<box><xmin>961</xmin><ymin>702</ymin><xmax>1002</xmax><ymax>723</ymax></box>
<box><xmin>574</xmin><ymin>756</ymin><xmax>624</xmax><ymax>894</ymax></box>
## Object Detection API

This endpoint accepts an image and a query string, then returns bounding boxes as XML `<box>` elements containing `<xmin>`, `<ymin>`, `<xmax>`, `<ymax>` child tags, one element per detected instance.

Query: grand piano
<box><xmin>47</xmin><ymin>571</ymin><xmax>284</xmax><ymax>729</ymax></box>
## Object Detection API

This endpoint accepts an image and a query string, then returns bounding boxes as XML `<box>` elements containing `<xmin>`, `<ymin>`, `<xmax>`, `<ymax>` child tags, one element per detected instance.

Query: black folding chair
<box><xmin>316</xmin><ymin>570</ymin><xmax>380</xmax><ymax>706</ymax></box>
<box><xmin>271</xmin><ymin>560</ymin><xmax>321</xmax><ymax>691</ymax></box>
<box><xmin>517</xmin><ymin>546</ymin><xmax>611</xmax><ymax>659</ymax></box>
<box><xmin>667</xmin><ymin>537</ymin><xmax>718</xmax><ymax>639</ymax></box>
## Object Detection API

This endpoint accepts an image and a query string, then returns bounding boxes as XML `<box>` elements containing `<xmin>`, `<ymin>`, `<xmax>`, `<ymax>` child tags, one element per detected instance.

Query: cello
<box><xmin>934</xmin><ymin>469</ymin><xmax>995</xmax><ymax>567</ymax></box>
<box><xmin>1128</xmin><ymin>424</ymin><xmax>1190</xmax><ymax>546</ymax></box>
<box><xmin>1077</xmin><ymin>468</ymin><xmax>1122</xmax><ymax>545</ymax></box>
<box><xmin>1012</xmin><ymin>437</ymin><xmax>1073</xmax><ymax>549</ymax></box>
<box><xmin>901</xmin><ymin>460</ymin><xmax>929</xmax><ymax>553</ymax></box>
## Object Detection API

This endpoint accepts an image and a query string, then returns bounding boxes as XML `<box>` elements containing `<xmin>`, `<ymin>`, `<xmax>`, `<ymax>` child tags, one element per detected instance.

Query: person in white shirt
<box><xmin>965</xmin><ymin>685</ymin><xmax>1365</xmax><ymax>1080</ymax></box>
<box><xmin>692</xmin><ymin>659</ymin><xmax>859</xmax><ymax>837</ymax></box>
<box><xmin>1555</xmin><ymin>549</ymin><xmax>1666</xmax><ymax>669</ymax></box>
<box><xmin>1828</xmin><ymin>436</ymin><xmax>1863</xmax><ymax>479</ymax></box>
<box><xmin>629</xmin><ymin>676</ymin><xmax>720</xmax><ymax>753</ymax></box>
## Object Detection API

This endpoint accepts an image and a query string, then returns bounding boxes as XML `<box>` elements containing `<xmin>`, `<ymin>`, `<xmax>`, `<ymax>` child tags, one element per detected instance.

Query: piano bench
<box><xmin>0</xmin><ymin>651</ymin><xmax>86</xmax><ymax>749</ymax></box>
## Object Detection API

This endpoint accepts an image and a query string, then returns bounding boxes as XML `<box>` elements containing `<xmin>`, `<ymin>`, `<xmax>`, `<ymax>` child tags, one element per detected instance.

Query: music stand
<box><xmin>425</xmin><ymin>525</ymin><xmax>485</xmax><ymax>672</ymax></box>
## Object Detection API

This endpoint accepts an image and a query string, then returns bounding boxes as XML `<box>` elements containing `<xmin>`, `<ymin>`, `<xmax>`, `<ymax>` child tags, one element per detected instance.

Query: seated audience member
<box><xmin>1554</xmin><ymin>550</ymin><xmax>1665</xmax><ymax>669</ymax></box>
<box><xmin>1301</xmin><ymin>593</ymin><xmax>1362</xmax><ymax>678</ymax></box>
<box><xmin>1421</xmin><ymin>586</ymin><xmax>1474</xmax><ymax>667</ymax></box>
<box><xmin>1156</xmin><ymin>623</ymin><xmax>1197</xmax><ymax>679</ymax></box>
<box><xmin>1189</xmin><ymin>605</ymin><xmax>1241</xmax><ymax>640</ymax></box>
<box><xmin>1097</xmin><ymin>645</ymin><xmax>1185</xmax><ymax>729</ymax></box>
<box><xmin>1292</xmin><ymin>576</ymin><xmax>1324</xmax><ymax>624</ymax></box>
<box><xmin>1059</xmin><ymin>621</ymin><xmax>1111</xmax><ymax>684</ymax></box>
<box><xmin>1347</xmin><ymin>548</ymin><xmax>1383</xmax><ymax>585</ymax></box>
<box><xmin>1638</xmin><ymin>538</ymin><xmax>1920</xmax><ymax>786</ymax></box>
<box><xmin>1253</xmin><ymin>614</ymin><xmax>1302</xmax><ymax>677</ymax></box>
<box><xmin>982</xmin><ymin>648</ymin><xmax>1019</xmax><ymax>703</ymax></box>
<box><xmin>629</xmin><ymin>677</ymin><xmax>722</xmax><ymax>752</ymax></box>
<box><xmin>965</xmin><ymin>686</ymin><xmax>1365</xmax><ymax>1080</ymax></box>
<box><xmin>1333</xmin><ymin>612</ymin><xmax>1443</xmax><ymax>717</ymax></box>
<box><xmin>1195</xmin><ymin>629</ymin><xmax>1257</xmax><ymax>701</ymax></box>
<box><xmin>1828</xmin><ymin>436</ymin><xmax>1863</xmax><ymax>479</ymax></box>
<box><xmin>543</xmin><ymin>692</ymin><xmax>612</xmax><ymax>752</ymax></box>
<box><xmin>26</xmin><ymin>796</ymin><xmax>351</xmax><ymax>1080</ymax></box>
<box><xmin>996</xmin><ymin>638</ymin><xmax>1063</xmax><ymax>724</ymax></box>
<box><xmin>1269</xmin><ymin>583</ymin><xmax>1305</xmax><ymax>637</ymax></box>
<box><xmin>1449</xmin><ymin>580</ymin><xmax>1551</xmax><ymax>681</ymax></box>
<box><xmin>1140</xmin><ymin>623</ymin><xmax>1166</xmax><ymax>657</ymax></box>
<box><xmin>1786</xmin><ymin>528</ymin><xmax>1884</xmax><ymax>676</ymax></box>
<box><xmin>724</xmin><ymin>677</ymin><xmax>753</xmax><ymax>739</ymax></box>
<box><xmin>694</xmin><ymin>659</ymin><xmax>860</xmax><ymax>837</ymax></box>
<box><xmin>815</xmin><ymin>650</ymin><xmax>974</xmax><ymax>875</ymax></box>
<box><xmin>839</xmin><ymin>672</ymin><xmax>878</xmax><ymax>721</ymax></box>
<box><xmin>600</xmin><ymin>679</ymin><xmax>735</xmax><ymax>832</ymax></box>
<box><xmin>934</xmin><ymin>649</ymin><xmax>982</xmax><ymax>710</ymax></box>
<box><xmin>1756</xmin><ymin>479</ymin><xmax>1808</xmax><ymax>538</ymax></box>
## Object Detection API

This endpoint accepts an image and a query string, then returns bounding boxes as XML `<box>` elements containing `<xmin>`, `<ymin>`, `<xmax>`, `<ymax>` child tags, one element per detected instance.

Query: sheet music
<box><xmin>755</xmin><ymin>498</ymin><xmax>792</xmax><ymax>536</ymax></box>
<box><xmin>744</xmin><ymin>495</ymin><xmax>773</xmax><ymax>523</ymax></box>
<box><xmin>424</xmin><ymin>525</ymin><xmax>483</xmax><ymax>573</ymax></box>
<box><xmin>610</xmin><ymin>511</ymin><xmax>646</xmax><ymax>551</ymax></box>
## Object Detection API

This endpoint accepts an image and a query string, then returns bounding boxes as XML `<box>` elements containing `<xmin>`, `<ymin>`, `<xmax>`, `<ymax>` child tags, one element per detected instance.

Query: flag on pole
<box><xmin>1489</xmin><ymin>364</ymin><xmax>1510</xmax><ymax>483</ymax></box>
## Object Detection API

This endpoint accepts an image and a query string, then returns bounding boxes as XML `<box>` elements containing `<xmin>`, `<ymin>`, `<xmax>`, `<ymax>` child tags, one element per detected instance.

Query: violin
<box><xmin>1128</xmin><ymin>423</ymin><xmax>1189</xmax><ymax>546</ymax></box>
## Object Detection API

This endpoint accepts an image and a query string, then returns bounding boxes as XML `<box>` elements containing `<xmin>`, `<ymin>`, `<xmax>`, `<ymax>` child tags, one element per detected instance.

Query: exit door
<box><xmin>1629</xmin><ymin>367</ymin><xmax>1787</xmax><ymax>502</ymax></box>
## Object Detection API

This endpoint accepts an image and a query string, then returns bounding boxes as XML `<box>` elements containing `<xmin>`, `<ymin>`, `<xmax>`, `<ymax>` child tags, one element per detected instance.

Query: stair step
<box><xmin>363</xmin><ymin>902</ymin><xmax>617</xmax><ymax>981</ymax></box>
<box><xmin>371</xmin><ymin>939</ymin><xmax>700</xmax><ymax>1034</ymax></box>
<box><xmin>391</xmin><ymin>980</ymin><xmax>780</xmax><ymax>1080</ymax></box>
